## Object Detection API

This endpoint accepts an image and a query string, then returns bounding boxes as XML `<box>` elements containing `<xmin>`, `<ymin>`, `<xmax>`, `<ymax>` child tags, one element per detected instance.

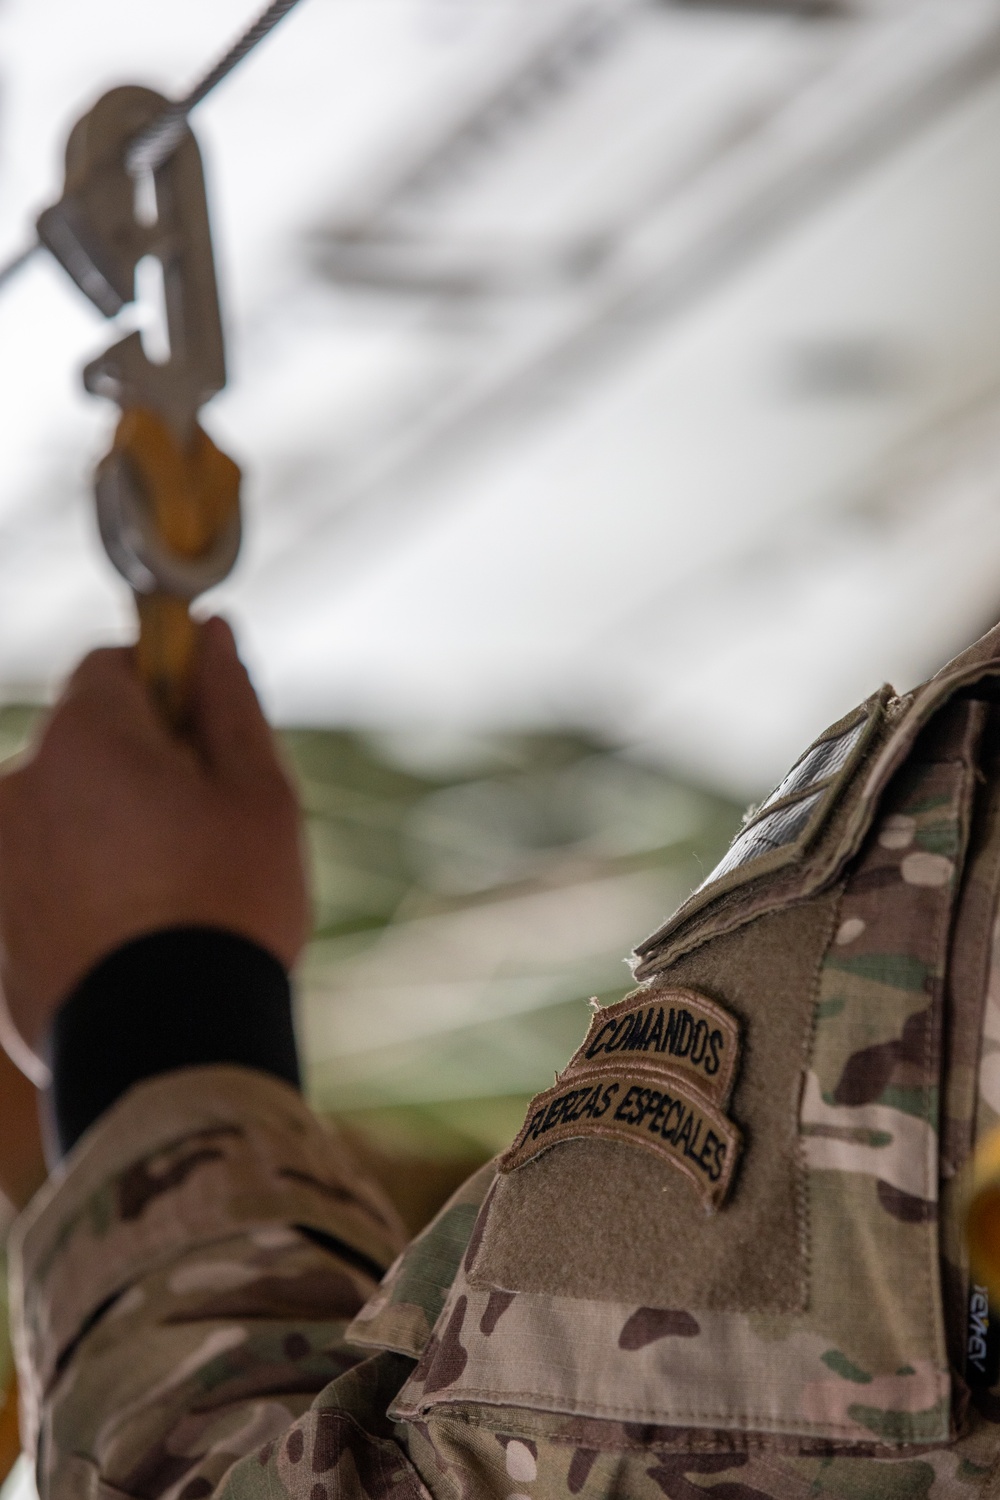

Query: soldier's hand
<box><xmin>0</xmin><ymin>617</ymin><xmax>309</xmax><ymax>1074</ymax></box>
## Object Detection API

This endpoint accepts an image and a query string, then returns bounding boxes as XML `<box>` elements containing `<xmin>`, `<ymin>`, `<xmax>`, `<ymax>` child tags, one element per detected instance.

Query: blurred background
<box><xmin>2</xmin><ymin>0</ymin><xmax>1000</xmax><ymax>1465</ymax></box>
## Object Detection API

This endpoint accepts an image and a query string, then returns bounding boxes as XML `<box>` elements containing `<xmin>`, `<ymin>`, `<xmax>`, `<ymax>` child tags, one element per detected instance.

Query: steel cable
<box><xmin>0</xmin><ymin>241</ymin><xmax>39</xmax><ymax>291</ymax></box>
<box><xmin>0</xmin><ymin>0</ymin><xmax>306</xmax><ymax>291</ymax></box>
<box><xmin>127</xmin><ymin>0</ymin><xmax>304</xmax><ymax>171</ymax></box>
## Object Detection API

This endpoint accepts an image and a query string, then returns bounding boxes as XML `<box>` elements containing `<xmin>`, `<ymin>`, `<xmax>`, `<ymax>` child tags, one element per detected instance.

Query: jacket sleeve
<box><xmin>9</xmin><ymin>1065</ymin><xmax>432</xmax><ymax>1500</ymax></box>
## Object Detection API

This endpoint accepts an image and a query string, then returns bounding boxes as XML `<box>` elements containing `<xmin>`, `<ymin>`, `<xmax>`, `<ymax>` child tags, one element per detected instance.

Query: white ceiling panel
<box><xmin>0</xmin><ymin>0</ymin><xmax>998</xmax><ymax>796</ymax></box>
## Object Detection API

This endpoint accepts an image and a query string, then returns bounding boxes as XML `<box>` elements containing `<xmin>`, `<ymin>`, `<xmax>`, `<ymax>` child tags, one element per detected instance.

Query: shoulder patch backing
<box><xmin>499</xmin><ymin>985</ymin><xmax>743</xmax><ymax>1213</ymax></box>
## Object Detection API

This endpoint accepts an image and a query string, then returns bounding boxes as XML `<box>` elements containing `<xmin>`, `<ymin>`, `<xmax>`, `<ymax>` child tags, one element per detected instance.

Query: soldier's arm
<box><xmin>16</xmin><ymin>608</ymin><xmax>982</xmax><ymax>1500</ymax></box>
<box><xmin>0</xmin><ymin>625</ymin><xmax>426</xmax><ymax>1500</ymax></box>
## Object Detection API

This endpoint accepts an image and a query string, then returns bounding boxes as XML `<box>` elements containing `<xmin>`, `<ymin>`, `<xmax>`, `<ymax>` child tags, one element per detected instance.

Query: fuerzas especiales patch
<box><xmin>499</xmin><ymin>986</ymin><xmax>743</xmax><ymax>1213</ymax></box>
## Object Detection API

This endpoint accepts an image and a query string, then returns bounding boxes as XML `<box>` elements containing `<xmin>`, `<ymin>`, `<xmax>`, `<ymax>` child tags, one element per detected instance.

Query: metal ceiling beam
<box><xmin>252</xmin><ymin>2</ymin><xmax>1000</xmax><ymax>602</ymax></box>
<box><xmin>319</xmin><ymin>0</ymin><xmax>641</xmax><ymax>241</ymax></box>
<box><xmin>312</xmin><ymin>0</ymin><xmax>844</xmax><ymax>297</ymax></box>
<box><xmin>668</xmin><ymin>0</ymin><xmax>844</xmax><ymax>14</ymax></box>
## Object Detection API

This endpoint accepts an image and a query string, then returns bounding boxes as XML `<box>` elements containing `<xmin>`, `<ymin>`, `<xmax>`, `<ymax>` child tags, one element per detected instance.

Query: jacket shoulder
<box><xmin>636</xmin><ymin>623</ymin><xmax>1000</xmax><ymax>977</ymax></box>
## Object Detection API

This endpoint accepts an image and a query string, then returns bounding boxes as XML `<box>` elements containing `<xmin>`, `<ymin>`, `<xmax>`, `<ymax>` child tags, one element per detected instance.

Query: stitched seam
<box><xmin>937</xmin><ymin>727</ymin><xmax>997</xmax><ymax>1398</ymax></box>
<box><xmin>944</xmin><ymin>757</ymin><xmax>999</xmax><ymax>1369</ymax></box>
<box><xmin>423</xmin><ymin>1407</ymin><xmax>927</xmax><ymax>1458</ymax></box>
<box><xmin>348</xmin><ymin>1331</ymin><xmax>425</xmax><ymax>1358</ymax></box>
<box><xmin>798</xmin><ymin>884</ymin><xmax>846</xmax><ymax>1316</ymax></box>
<box><xmin>920</xmin><ymin>750</ymin><xmax>978</xmax><ymax>1410</ymax></box>
<box><xmin>394</xmin><ymin>1387</ymin><xmax>949</xmax><ymax>1437</ymax></box>
<box><xmin>913</xmin><ymin>769</ymin><xmax>953</xmax><ymax>1399</ymax></box>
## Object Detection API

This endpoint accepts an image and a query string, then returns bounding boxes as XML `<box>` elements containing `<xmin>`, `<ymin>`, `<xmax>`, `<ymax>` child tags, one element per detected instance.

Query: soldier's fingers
<box><xmin>50</xmin><ymin>646</ymin><xmax>170</xmax><ymax>754</ymax></box>
<box><xmin>64</xmin><ymin>645</ymin><xmax>135</xmax><ymax>694</ymax></box>
<box><xmin>191</xmin><ymin>617</ymin><xmax>286</xmax><ymax>787</ymax></box>
<box><xmin>57</xmin><ymin>647</ymin><xmax>158</xmax><ymax>733</ymax></box>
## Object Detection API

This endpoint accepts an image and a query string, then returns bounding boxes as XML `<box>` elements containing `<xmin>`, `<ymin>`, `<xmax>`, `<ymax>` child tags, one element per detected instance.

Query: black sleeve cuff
<box><xmin>49</xmin><ymin>927</ymin><xmax>300</xmax><ymax>1157</ymax></box>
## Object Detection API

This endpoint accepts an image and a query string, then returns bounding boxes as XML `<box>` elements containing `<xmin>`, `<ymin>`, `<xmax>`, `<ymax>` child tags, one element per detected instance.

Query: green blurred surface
<box><xmin>282</xmin><ymin>726</ymin><xmax>743</xmax><ymax>1145</ymax></box>
<box><xmin>0</xmin><ymin>708</ymin><xmax>743</xmax><ymax>1213</ymax></box>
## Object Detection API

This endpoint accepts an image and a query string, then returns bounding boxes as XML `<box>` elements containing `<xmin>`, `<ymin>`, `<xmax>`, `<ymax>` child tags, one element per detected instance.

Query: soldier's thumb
<box><xmin>192</xmin><ymin>616</ymin><xmax>281</xmax><ymax>785</ymax></box>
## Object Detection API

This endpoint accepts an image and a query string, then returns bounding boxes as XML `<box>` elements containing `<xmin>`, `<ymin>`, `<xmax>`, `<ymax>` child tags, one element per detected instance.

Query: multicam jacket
<box><xmin>16</xmin><ymin>624</ymin><xmax>1000</xmax><ymax>1500</ymax></box>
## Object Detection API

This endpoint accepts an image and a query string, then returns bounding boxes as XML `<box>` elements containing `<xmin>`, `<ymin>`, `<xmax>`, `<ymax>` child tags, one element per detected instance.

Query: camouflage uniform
<box><xmin>15</xmin><ymin>624</ymin><xmax>1000</xmax><ymax>1500</ymax></box>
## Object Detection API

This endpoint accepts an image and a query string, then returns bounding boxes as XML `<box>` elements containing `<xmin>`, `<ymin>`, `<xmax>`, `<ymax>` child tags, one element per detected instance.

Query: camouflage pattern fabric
<box><xmin>10</xmin><ymin>1067</ymin><xmax>415</xmax><ymax>1500</ymax></box>
<box><xmin>358</xmin><ymin>704</ymin><xmax>983</xmax><ymax>1459</ymax></box>
<box><xmin>16</xmin><ymin>644</ymin><xmax>1000</xmax><ymax>1498</ymax></box>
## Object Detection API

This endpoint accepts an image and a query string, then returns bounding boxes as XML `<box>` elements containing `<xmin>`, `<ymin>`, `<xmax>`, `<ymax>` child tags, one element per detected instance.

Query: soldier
<box><xmin>2</xmin><ymin>613</ymin><xmax>1000</xmax><ymax>1499</ymax></box>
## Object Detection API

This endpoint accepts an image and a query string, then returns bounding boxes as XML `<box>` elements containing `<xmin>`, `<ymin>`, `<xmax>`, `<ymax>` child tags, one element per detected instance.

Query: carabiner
<box><xmin>39</xmin><ymin>84</ymin><xmax>241</xmax><ymax>721</ymax></box>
